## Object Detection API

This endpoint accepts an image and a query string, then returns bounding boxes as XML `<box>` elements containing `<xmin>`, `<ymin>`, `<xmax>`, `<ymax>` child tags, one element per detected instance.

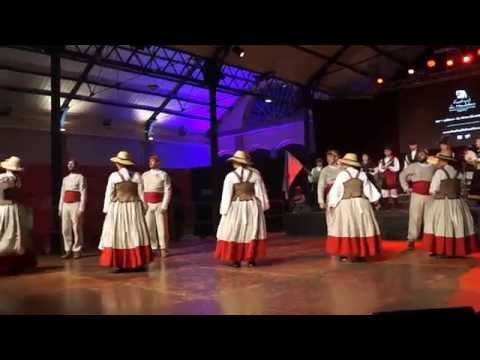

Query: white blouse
<box><xmin>103</xmin><ymin>168</ymin><xmax>143</xmax><ymax>213</ymax></box>
<box><xmin>378</xmin><ymin>156</ymin><xmax>400</xmax><ymax>173</ymax></box>
<box><xmin>429</xmin><ymin>165</ymin><xmax>462</xmax><ymax>195</ymax></box>
<box><xmin>219</xmin><ymin>167</ymin><xmax>270</xmax><ymax>216</ymax></box>
<box><xmin>328</xmin><ymin>167</ymin><xmax>381</xmax><ymax>208</ymax></box>
<box><xmin>0</xmin><ymin>171</ymin><xmax>20</xmax><ymax>201</ymax></box>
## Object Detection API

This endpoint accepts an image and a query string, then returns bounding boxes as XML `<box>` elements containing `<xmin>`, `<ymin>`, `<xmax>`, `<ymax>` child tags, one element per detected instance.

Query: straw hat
<box><xmin>338</xmin><ymin>153</ymin><xmax>361</xmax><ymax>167</ymax></box>
<box><xmin>0</xmin><ymin>156</ymin><xmax>24</xmax><ymax>172</ymax></box>
<box><xmin>434</xmin><ymin>151</ymin><xmax>456</xmax><ymax>163</ymax></box>
<box><xmin>228</xmin><ymin>150</ymin><xmax>252</xmax><ymax>165</ymax></box>
<box><xmin>110</xmin><ymin>151</ymin><xmax>135</xmax><ymax>166</ymax></box>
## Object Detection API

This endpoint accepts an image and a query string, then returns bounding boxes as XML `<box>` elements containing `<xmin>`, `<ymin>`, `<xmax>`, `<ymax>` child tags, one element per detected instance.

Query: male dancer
<box><xmin>378</xmin><ymin>146</ymin><xmax>400</xmax><ymax>209</ymax></box>
<box><xmin>59</xmin><ymin>159</ymin><xmax>87</xmax><ymax>259</ymax></box>
<box><xmin>142</xmin><ymin>155</ymin><xmax>172</xmax><ymax>258</ymax></box>
<box><xmin>404</xmin><ymin>141</ymin><xmax>419</xmax><ymax>169</ymax></box>
<box><xmin>399</xmin><ymin>149</ymin><xmax>434</xmax><ymax>250</ymax></box>
<box><xmin>308</xmin><ymin>158</ymin><xmax>323</xmax><ymax>205</ymax></box>
<box><xmin>317</xmin><ymin>150</ymin><xmax>341</xmax><ymax>210</ymax></box>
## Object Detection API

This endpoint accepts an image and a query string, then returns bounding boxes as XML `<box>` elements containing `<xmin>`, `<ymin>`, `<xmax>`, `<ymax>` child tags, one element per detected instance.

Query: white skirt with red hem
<box><xmin>423</xmin><ymin>198</ymin><xmax>478</xmax><ymax>256</ymax></box>
<box><xmin>215</xmin><ymin>199</ymin><xmax>267</xmax><ymax>262</ymax></box>
<box><xmin>326</xmin><ymin>198</ymin><xmax>382</xmax><ymax>258</ymax></box>
<box><xmin>99</xmin><ymin>201</ymin><xmax>154</xmax><ymax>268</ymax></box>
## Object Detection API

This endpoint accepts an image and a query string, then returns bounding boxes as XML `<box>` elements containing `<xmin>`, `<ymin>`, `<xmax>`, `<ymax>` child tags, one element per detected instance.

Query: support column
<box><xmin>303</xmin><ymin>88</ymin><xmax>313</xmax><ymax>155</ymax></box>
<box><xmin>50</xmin><ymin>48</ymin><xmax>62</xmax><ymax>254</ymax></box>
<box><xmin>203</xmin><ymin>59</ymin><xmax>222</xmax><ymax>233</ymax></box>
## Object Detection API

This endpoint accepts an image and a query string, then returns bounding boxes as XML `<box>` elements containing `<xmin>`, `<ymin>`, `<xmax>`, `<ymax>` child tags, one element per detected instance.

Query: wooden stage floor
<box><xmin>1</xmin><ymin>234</ymin><xmax>480</xmax><ymax>315</ymax></box>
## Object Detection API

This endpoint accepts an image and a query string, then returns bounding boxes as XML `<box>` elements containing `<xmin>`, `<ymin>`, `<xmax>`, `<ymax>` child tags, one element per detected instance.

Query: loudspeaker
<box><xmin>373</xmin><ymin>306</ymin><xmax>477</xmax><ymax>319</ymax></box>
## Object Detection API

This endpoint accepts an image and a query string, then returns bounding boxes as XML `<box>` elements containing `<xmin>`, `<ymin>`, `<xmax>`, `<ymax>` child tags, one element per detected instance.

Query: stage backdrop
<box><xmin>397</xmin><ymin>73</ymin><xmax>480</xmax><ymax>150</ymax></box>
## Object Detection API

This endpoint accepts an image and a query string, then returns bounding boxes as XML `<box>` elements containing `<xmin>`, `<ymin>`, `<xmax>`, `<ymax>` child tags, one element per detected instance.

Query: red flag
<box><xmin>282</xmin><ymin>151</ymin><xmax>305</xmax><ymax>199</ymax></box>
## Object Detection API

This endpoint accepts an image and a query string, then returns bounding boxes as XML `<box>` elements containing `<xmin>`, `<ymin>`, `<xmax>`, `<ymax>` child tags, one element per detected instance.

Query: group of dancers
<box><xmin>1</xmin><ymin>137</ymin><xmax>480</xmax><ymax>274</ymax></box>
<box><xmin>309</xmin><ymin>139</ymin><xmax>479</xmax><ymax>262</ymax></box>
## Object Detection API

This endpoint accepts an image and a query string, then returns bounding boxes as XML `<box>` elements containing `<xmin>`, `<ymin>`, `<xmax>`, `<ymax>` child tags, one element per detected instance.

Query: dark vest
<box><xmin>112</xmin><ymin>171</ymin><xmax>140</xmax><ymax>202</ymax></box>
<box><xmin>232</xmin><ymin>168</ymin><xmax>255</xmax><ymax>201</ymax></box>
<box><xmin>434</xmin><ymin>168</ymin><xmax>461</xmax><ymax>200</ymax></box>
<box><xmin>342</xmin><ymin>170</ymin><xmax>364</xmax><ymax>199</ymax></box>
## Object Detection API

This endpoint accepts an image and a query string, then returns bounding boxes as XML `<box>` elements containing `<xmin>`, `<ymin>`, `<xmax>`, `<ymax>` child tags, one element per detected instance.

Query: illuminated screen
<box><xmin>397</xmin><ymin>74</ymin><xmax>480</xmax><ymax>149</ymax></box>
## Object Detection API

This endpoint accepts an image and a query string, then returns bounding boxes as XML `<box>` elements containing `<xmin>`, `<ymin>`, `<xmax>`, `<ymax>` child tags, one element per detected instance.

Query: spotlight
<box><xmin>427</xmin><ymin>59</ymin><xmax>436</xmax><ymax>68</ymax></box>
<box><xmin>446</xmin><ymin>59</ymin><xmax>454</xmax><ymax>67</ymax></box>
<box><xmin>463</xmin><ymin>54</ymin><xmax>473</xmax><ymax>64</ymax></box>
<box><xmin>264</xmin><ymin>97</ymin><xmax>273</xmax><ymax>103</ymax></box>
<box><xmin>148</xmin><ymin>136</ymin><xmax>154</xmax><ymax>141</ymax></box>
<box><xmin>376</xmin><ymin>77</ymin><xmax>384</xmax><ymax>85</ymax></box>
<box><xmin>477</xmin><ymin>49</ymin><xmax>480</xmax><ymax>56</ymax></box>
<box><xmin>60</xmin><ymin>127</ymin><xmax>66</xmax><ymax>132</ymax></box>
<box><xmin>408</xmin><ymin>68</ymin><xmax>415</xmax><ymax>75</ymax></box>
<box><xmin>232</xmin><ymin>46</ymin><xmax>245</xmax><ymax>58</ymax></box>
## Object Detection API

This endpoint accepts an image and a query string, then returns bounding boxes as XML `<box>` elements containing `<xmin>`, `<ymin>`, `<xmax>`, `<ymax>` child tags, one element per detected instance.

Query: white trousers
<box><xmin>61</xmin><ymin>202</ymin><xmax>83</xmax><ymax>253</ymax></box>
<box><xmin>407</xmin><ymin>193</ymin><xmax>431</xmax><ymax>241</ymax></box>
<box><xmin>381</xmin><ymin>189</ymin><xmax>398</xmax><ymax>198</ymax></box>
<box><xmin>145</xmin><ymin>203</ymin><xmax>169</xmax><ymax>250</ymax></box>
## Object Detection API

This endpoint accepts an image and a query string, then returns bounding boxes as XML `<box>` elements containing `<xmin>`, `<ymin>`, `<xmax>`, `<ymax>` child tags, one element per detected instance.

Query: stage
<box><xmin>1</xmin><ymin>234</ymin><xmax>480</xmax><ymax>315</ymax></box>
<box><xmin>284</xmin><ymin>207</ymin><xmax>480</xmax><ymax>240</ymax></box>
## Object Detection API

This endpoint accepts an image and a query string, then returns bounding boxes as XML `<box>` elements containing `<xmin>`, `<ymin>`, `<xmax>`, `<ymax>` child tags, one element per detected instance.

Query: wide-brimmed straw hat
<box><xmin>110</xmin><ymin>151</ymin><xmax>135</xmax><ymax>166</ymax></box>
<box><xmin>228</xmin><ymin>150</ymin><xmax>252</xmax><ymax>165</ymax></box>
<box><xmin>0</xmin><ymin>156</ymin><xmax>24</xmax><ymax>172</ymax></box>
<box><xmin>338</xmin><ymin>153</ymin><xmax>361</xmax><ymax>167</ymax></box>
<box><xmin>434</xmin><ymin>151</ymin><xmax>456</xmax><ymax>163</ymax></box>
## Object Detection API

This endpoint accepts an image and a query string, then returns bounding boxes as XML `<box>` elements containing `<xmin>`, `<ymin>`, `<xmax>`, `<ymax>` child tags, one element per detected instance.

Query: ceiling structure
<box><xmin>1</xmin><ymin>44</ymin><xmax>466</xmax><ymax>142</ymax></box>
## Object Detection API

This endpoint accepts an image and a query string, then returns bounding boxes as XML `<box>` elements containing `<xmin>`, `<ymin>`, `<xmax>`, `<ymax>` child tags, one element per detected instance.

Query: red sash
<box><xmin>64</xmin><ymin>191</ymin><xmax>81</xmax><ymax>203</ymax></box>
<box><xmin>411</xmin><ymin>181</ymin><xmax>430</xmax><ymax>195</ymax></box>
<box><xmin>144</xmin><ymin>192</ymin><xmax>164</xmax><ymax>203</ymax></box>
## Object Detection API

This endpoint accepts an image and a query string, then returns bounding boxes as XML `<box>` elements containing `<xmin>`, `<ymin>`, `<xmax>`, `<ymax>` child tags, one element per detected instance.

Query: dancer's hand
<box><xmin>405</xmin><ymin>188</ymin><xmax>412</xmax><ymax>195</ymax></box>
<box><xmin>319</xmin><ymin>202</ymin><xmax>325</xmax><ymax>210</ymax></box>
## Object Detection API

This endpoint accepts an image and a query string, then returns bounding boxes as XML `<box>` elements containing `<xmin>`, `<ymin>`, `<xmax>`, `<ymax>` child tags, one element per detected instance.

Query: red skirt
<box><xmin>423</xmin><ymin>233</ymin><xmax>479</xmax><ymax>257</ymax></box>
<box><xmin>0</xmin><ymin>251</ymin><xmax>37</xmax><ymax>276</ymax></box>
<box><xmin>99</xmin><ymin>245</ymin><xmax>154</xmax><ymax>269</ymax></box>
<box><xmin>215</xmin><ymin>240</ymin><xmax>266</xmax><ymax>262</ymax></box>
<box><xmin>326</xmin><ymin>235</ymin><xmax>382</xmax><ymax>258</ymax></box>
<box><xmin>382</xmin><ymin>170</ymin><xmax>398</xmax><ymax>190</ymax></box>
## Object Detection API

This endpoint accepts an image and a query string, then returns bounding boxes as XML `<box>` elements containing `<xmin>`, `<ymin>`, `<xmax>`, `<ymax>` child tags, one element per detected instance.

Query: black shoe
<box><xmin>61</xmin><ymin>252</ymin><xmax>72</xmax><ymax>259</ymax></box>
<box><xmin>113</xmin><ymin>268</ymin><xmax>125</xmax><ymax>273</ymax></box>
<box><xmin>132</xmin><ymin>267</ymin><xmax>146</xmax><ymax>272</ymax></box>
<box><xmin>247</xmin><ymin>261</ymin><xmax>256</xmax><ymax>267</ymax></box>
<box><xmin>230</xmin><ymin>261</ymin><xmax>241</xmax><ymax>268</ymax></box>
<box><xmin>429</xmin><ymin>252</ymin><xmax>438</xmax><ymax>257</ymax></box>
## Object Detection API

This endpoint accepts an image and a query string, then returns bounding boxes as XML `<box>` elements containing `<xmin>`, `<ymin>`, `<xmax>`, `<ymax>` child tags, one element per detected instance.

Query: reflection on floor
<box><xmin>1</xmin><ymin>234</ymin><xmax>480</xmax><ymax>315</ymax></box>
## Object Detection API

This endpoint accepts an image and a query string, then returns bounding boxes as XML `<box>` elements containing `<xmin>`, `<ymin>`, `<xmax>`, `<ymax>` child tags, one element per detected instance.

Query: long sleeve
<box><xmin>103</xmin><ymin>175</ymin><xmax>114</xmax><ymax>214</ymax></box>
<box><xmin>399</xmin><ymin>165</ymin><xmax>414</xmax><ymax>192</ymax></box>
<box><xmin>327</xmin><ymin>173</ymin><xmax>344</xmax><ymax>208</ymax></box>
<box><xmin>317</xmin><ymin>169</ymin><xmax>327</xmax><ymax>206</ymax></box>
<box><xmin>378</xmin><ymin>160</ymin><xmax>385</xmax><ymax>173</ymax></box>
<box><xmin>429</xmin><ymin>170</ymin><xmax>442</xmax><ymax>195</ymax></box>
<box><xmin>219</xmin><ymin>175</ymin><xmax>233</xmax><ymax>216</ymax></box>
<box><xmin>79</xmin><ymin>175</ymin><xmax>87</xmax><ymax>213</ymax></box>
<box><xmin>308</xmin><ymin>169</ymin><xmax>314</xmax><ymax>183</ymax></box>
<box><xmin>58</xmin><ymin>178</ymin><xmax>65</xmax><ymax>214</ymax></box>
<box><xmin>388</xmin><ymin>157</ymin><xmax>400</xmax><ymax>172</ymax></box>
<box><xmin>255</xmin><ymin>175</ymin><xmax>270</xmax><ymax>211</ymax></box>
<box><xmin>136</xmin><ymin>172</ymin><xmax>144</xmax><ymax>204</ymax></box>
<box><xmin>161</xmin><ymin>173</ymin><xmax>172</xmax><ymax>211</ymax></box>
